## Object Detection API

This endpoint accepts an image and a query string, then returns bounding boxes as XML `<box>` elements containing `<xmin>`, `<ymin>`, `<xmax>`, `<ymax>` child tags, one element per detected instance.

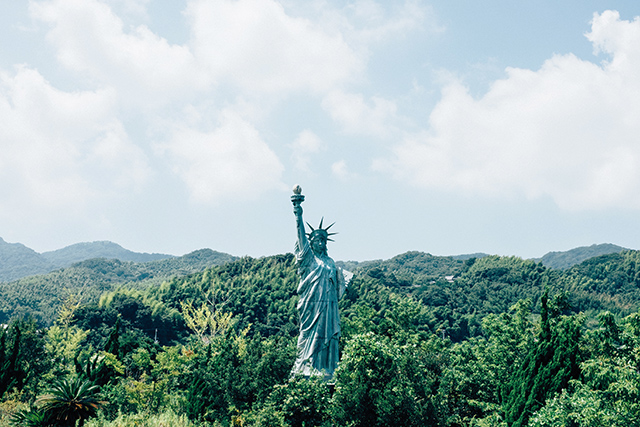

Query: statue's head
<box><xmin>307</xmin><ymin>218</ymin><xmax>336</xmax><ymax>257</ymax></box>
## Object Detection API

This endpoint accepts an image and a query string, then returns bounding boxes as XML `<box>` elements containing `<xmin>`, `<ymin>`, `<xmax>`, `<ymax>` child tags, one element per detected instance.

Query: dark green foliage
<box><xmin>0</xmin><ymin>324</ymin><xmax>20</xmax><ymax>399</ymax></box>
<box><xmin>74</xmin><ymin>353</ymin><xmax>114</xmax><ymax>387</ymax></box>
<box><xmin>333</xmin><ymin>332</ymin><xmax>444</xmax><ymax>427</ymax></box>
<box><xmin>73</xmin><ymin>299</ymin><xmax>180</xmax><ymax>353</ymax></box>
<box><xmin>504</xmin><ymin>291</ymin><xmax>582</xmax><ymax>427</ymax></box>
<box><xmin>184</xmin><ymin>331</ymin><xmax>297</xmax><ymax>422</ymax></box>
<box><xmin>104</xmin><ymin>318</ymin><xmax>121</xmax><ymax>357</ymax></box>
<box><xmin>258</xmin><ymin>376</ymin><xmax>332</xmax><ymax>427</ymax></box>
<box><xmin>558</xmin><ymin>250</ymin><xmax>640</xmax><ymax>316</ymax></box>
<box><xmin>0</xmin><ymin>318</ymin><xmax>48</xmax><ymax>400</ymax></box>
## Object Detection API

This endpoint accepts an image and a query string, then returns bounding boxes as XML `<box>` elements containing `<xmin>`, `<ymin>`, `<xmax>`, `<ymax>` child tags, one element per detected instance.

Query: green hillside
<box><xmin>536</xmin><ymin>243</ymin><xmax>628</xmax><ymax>270</ymax></box>
<box><xmin>0</xmin><ymin>249</ymin><xmax>237</xmax><ymax>325</ymax></box>
<box><xmin>0</xmin><ymin>239</ymin><xmax>180</xmax><ymax>283</ymax></box>
<box><xmin>3</xmin><ymin>249</ymin><xmax>640</xmax><ymax>426</ymax></box>
<box><xmin>42</xmin><ymin>241</ymin><xmax>172</xmax><ymax>268</ymax></box>
<box><xmin>0</xmin><ymin>237</ymin><xmax>53</xmax><ymax>282</ymax></box>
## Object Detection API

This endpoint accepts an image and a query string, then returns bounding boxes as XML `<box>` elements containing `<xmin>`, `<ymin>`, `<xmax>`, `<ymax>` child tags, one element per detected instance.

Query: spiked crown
<box><xmin>306</xmin><ymin>217</ymin><xmax>337</xmax><ymax>242</ymax></box>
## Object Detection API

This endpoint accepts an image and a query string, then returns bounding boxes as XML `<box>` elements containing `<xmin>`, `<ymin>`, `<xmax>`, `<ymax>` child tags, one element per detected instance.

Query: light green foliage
<box><xmin>45</xmin><ymin>325</ymin><xmax>90</xmax><ymax>373</ymax></box>
<box><xmin>84</xmin><ymin>409</ymin><xmax>202</xmax><ymax>427</ymax></box>
<box><xmin>529</xmin><ymin>382</ymin><xmax>625</xmax><ymax>427</ymax></box>
<box><xmin>0</xmin><ymin>390</ymin><xmax>28</xmax><ymax>426</ymax></box>
<box><xmin>180</xmin><ymin>301</ymin><xmax>233</xmax><ymax>344</ymax></box>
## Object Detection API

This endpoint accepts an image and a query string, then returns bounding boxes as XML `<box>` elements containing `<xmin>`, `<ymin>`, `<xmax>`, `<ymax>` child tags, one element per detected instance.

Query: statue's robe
<box><xmin>292</xmin><ymin>236</ymin><xmax>351</xmax><ymax>379</ymax></box>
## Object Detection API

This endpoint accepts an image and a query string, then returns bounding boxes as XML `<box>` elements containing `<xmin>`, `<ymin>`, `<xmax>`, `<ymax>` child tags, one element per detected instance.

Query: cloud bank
<box><xmin>377</xmin><ymin>10</ymin><xmax>640</xmax><ymax>211</ymax></box>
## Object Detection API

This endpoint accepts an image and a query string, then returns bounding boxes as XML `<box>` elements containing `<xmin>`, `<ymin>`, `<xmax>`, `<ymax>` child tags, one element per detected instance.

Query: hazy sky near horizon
<box><xmin>2</xmin><ymin>0</ymin><xmax>640</xmax><ymax>261</ymax></box>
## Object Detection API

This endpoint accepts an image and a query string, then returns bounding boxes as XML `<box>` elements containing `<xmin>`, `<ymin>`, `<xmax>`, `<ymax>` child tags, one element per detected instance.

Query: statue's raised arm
<box><xmin>289</xmin><ymin>185</ymin><xmax>349</xmax><ymax>381</ymax></box>
<box><xmin>291</xmin><ymin>184</ymin><xmax>307</xmax><ymax>249</ymax></box>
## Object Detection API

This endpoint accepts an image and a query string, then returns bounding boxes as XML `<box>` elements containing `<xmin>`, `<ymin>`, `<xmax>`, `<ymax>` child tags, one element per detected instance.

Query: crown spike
<box><xmin>318</xmin><ymin>217</ymin><xmax>324</xmax><ymax>230</ymax></box>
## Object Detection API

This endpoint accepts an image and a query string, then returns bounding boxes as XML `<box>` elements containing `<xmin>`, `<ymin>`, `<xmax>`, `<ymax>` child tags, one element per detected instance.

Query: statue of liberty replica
<box><xmin>290</xmin><ymin>185</ymin><xmax>352</xmax><ymax>381</ymax></box>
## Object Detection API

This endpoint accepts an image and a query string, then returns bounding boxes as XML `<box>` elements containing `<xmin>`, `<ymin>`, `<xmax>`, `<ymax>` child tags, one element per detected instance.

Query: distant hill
<box><xmin>0</xmin><ymin>238</ymin><xmax>176</xmax><ymax>282</ymax></box>
<box><xmin>451</xmin><ymin>253</ymin><xmax>490</xmax><ymax>261</ymax></box>
<box><xmin>0</xmin><ymin>237</ymin><xmax>54</xmax><ymax>282</ymax></box>
<box><xmin>42</xmin><ymin>241</ymin><xmax>172</xmax><ymax>268</ymax></box>
<box><xmin>535</xmin><ymin>243</ymin><xmax>629</xmax><ymax>270</ymax></box>
<box><xmin>0</xmin><ymin>248</ymin><xmax>238</xmax><ymax>325</ymax></box>
<box><xmin>354</xmin><ymin>251</ymin><xmax>467</xmax><ymax>287</ymax></box>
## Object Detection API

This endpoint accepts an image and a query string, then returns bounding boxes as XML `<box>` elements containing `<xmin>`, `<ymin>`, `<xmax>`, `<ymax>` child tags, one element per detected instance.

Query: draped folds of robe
<box><xmin>291</xmin><ymin>235</ymin><xmax>351</xmax><ymax>379</ymax></box>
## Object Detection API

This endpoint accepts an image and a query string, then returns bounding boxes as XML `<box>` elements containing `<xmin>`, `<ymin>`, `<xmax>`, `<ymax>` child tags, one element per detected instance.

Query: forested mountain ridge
<box><xmin>535</xmin><ymin>243</ymin><xmax>628</xmax><ymax>270</ymax></box>
<box><xmin>3</xmin><ymin>247</ymin><xmax>640</xmax><ymax>329</ymax></box>
<box><xmin>0</xmin><ymin>237</ymin><xmax>54</xmax><ymax>282</ymax></box>
<box><xmin>41</xmin><ymin>241</ymin><xmax>172</xmax><ymax>268</ymax></box>
<box><xmin>0</xmin><ymin>239</ymin><xmax>176</xmax><ymax>283</ymax></box>
<box><xmin>4</xmin><ymin>249</ymin><xmax>640</xmax><ymax>425</ymax></box>
<box><xmin>0</xmin><ymin>248</ymin><xmax>237</xmax><ymax>325</ymax></box>
<box><xmin>1</xmin><ymin>235</ymin><xmax>629</xmax><ymax>284</ymax></box>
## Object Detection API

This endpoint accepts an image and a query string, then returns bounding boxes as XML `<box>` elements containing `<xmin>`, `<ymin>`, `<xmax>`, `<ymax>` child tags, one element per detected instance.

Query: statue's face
<box><xmin>310</xmin><ymin>236</ymin><xmax>327</xmax><ymax>256</ymax></box>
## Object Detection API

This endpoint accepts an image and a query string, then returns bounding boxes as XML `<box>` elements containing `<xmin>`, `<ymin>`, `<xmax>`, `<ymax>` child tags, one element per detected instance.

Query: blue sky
<box><xmin>1</xmin><ymin>0</ymin><xmax>640</xmax><ymax>261</ymax></box>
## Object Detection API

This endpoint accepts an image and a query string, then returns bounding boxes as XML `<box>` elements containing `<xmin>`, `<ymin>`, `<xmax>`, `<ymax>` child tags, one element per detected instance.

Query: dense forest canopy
<box><xmin>0</xmin><ymin>249</ymin><xmax>237</xmax><ymax>325</ymax></box>
<box><xmin>2</xmin><ymin>248</ymin><xmax>640</xmax><ymax>426</ymax></box>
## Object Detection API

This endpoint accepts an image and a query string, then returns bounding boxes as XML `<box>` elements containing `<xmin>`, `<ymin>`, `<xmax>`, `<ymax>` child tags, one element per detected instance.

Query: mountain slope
<box><xmin>0</xmin><ymin>238</ymin><xmax>178</xmax><ymax>282</ymax></box>
<box><xmin>537</xmin><ymin>243</ymin><xmax>628</xmax><ymax>270</ymax></box>
<box><xmin>42</xmin><ymin>241</ymin><xmax>172</xmax><ymax>268</ymax></box>
<box><xmin>0</xmin><ymin>248</ymin><xmax>237</xmax><ymax>325</ymax></box>
<box><xmin>0</xmin><ymin>238</ymin><xmax>53</xmax><ymax>282</ymax></box>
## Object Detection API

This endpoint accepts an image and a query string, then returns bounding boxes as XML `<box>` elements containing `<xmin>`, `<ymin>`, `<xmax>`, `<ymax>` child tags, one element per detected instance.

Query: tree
<box><xmin>37</xmin><ymin>377</ymin><xmax>104</xmax><ymax>427</ymax></box>
<box><xmin>332</xmin><ymin>332</ymin><xmax>443</xmax><ymax>427</ymax></box>
<box><xmin>504</xmin><ymin>291</ymin><xmax>582</xmax><ymax>427</ymax></box>
<box><xmin>250</xmin><ymin>376</ymin><xmax>331</xmax><ymax>427</ymax></box>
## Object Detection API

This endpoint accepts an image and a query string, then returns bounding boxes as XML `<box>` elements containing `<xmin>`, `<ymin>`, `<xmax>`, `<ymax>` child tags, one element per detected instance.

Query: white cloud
<box><xmin>291</xmin><ymin>130</ymin><xmax>325</xmax><ymax>172</ymax></box>
<box><xmin>291</xmin><ymin>0</ymin><xmax>435</xmax><ymax>50</ymax></box>
<box><xmin>19</xmin><ymin>0</ymin><xmax>435</xmax><ymax>211</ymax></box>
<box><xmin>30</xmin><ymin>0</ymin><xmax>209</xmax><ymax>108</ymax></box>
<box><xmin>343</xmin><ymin>0</ymin><xmax>435</xmax><ymax>44</ymax></box>
<box><xmin>186</xmin><ymin>0</ymin><xmax>363</xmax><ymax>94</ymax></box>
<box><xmin>376</xmin><ymin>10</ymin><xmax>640</xmax><ymax>211</ymax></box>
<box><xmin>331</xmin><ymin>159</ymin><xmax>354</xmax><ymax>181</ymax></box>
<box><xmin>322</xmin><ymin>90</ymin><xmax>398</xmax><ymax>137</ymax></box>
<box><xmin>0</xmin><ymin>66</ymin><xmax>150</xmax><ymax>210</ymax></box>
<box><xmin>104</xmin><ymin>0</ymin><xmax>151</xmax><ymax>20</ymax></box>
<box><xmin>162</xmin><ymin>109</ymin><xmax>285</xmax><ymax>202</ymax></box>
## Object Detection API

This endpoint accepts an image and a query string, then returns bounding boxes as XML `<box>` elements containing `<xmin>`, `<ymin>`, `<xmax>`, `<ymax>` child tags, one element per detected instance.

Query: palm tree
<box><xmin>37</xmin><ymin>377</ymin><xmax>104</xmax><ymax>426</ymax></box>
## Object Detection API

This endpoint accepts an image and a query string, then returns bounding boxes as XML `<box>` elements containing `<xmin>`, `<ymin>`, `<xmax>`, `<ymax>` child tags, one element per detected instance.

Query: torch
<box><xmin>291</xmin><ymin>184</ymin><xmax>305</xmax><ymax>207</ymax></box>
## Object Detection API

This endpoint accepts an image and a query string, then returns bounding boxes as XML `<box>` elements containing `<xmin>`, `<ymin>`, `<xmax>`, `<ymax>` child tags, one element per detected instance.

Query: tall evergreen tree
<box><xmin>104</xmin><ymin>318</ymin><xmax>121</xmax><ymax>357</ymax></box>
<box><xmin>0</xmin><ymin>324</ymin><xmax>20</xmax><ymax>398</ymax></box>
<box><xmin>504</xmin><ymin>291</ymin><xmax>581</xmax><ymax>427</ymax></box>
